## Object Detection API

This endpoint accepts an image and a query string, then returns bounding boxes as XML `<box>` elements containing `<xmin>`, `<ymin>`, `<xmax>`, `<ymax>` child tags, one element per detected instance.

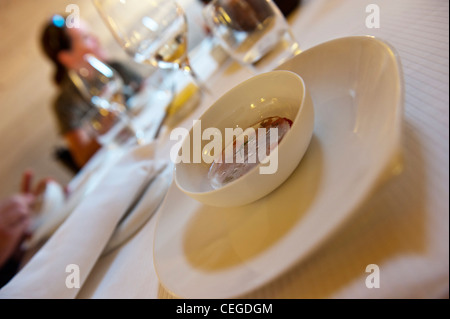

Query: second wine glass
<box><xmin>93</xmin><ymin>0</ymin><xmax>206</xmax><ymax>93</ymax></box>
<box><xmin>70</xmin><ymin>54</ymin><xmax>144</xmax><ymax>147</ymax></box>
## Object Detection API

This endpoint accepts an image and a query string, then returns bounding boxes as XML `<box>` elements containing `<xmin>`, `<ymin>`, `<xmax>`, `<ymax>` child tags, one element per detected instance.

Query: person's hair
<box><xmin>40</xmin><ymin>15</ymin><xmax>72</xmax><ymax>84</ymax></box>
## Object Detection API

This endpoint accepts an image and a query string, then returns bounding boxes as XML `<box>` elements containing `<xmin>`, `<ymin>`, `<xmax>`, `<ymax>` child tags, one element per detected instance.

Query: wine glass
<box><xmin>69</xmin><ymin>54</ymin><xmax>145</xmax><ymax>147</ymax></box>
<box><xmin>93</xmin><ymin>0</ymin><xmax>208</xmax><ymax>94</ymax></box>
<box><xmin>202</xmin><ymin>0</ymin><xmax>301</xmax><ymax>73</ymax></box>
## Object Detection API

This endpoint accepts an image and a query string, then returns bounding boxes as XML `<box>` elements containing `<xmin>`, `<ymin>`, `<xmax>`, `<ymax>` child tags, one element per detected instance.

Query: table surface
<box><xmin>9</xmin><ymin>0</ymin><xmax>450</xmax><ymax>299</ymax></box>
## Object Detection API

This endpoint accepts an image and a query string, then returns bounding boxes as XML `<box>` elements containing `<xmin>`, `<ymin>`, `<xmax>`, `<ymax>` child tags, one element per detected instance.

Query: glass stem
<box><xmin>181</xmin><ymin>59</ymin><xmax>211</xmax><ymax>96</ymax></box>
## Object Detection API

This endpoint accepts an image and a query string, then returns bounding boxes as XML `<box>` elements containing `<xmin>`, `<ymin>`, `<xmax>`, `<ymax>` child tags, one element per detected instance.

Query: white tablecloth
<box><xmin>3</xmin><ymin>0</ymin><xmax>448</xmax><ymax>299</ymax></box>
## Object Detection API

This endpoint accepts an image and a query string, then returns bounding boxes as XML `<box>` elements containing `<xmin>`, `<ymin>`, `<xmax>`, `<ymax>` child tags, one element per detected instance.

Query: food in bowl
<box><xmin>208</xmin><ymin>116</ymin><xmax>293</xmax><ymax>188</ymax></box>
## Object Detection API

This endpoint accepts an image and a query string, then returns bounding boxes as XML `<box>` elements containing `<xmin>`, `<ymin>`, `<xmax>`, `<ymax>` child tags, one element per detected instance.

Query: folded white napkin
<box><xmin>0</xmin><ymin>142</ymin><xmax>168</xmax><ymax>299</ymax></box>
<box><xmin>24</xmin><ymin>147</ymin><xmax>134</xmax><ymax>251</ymax></box>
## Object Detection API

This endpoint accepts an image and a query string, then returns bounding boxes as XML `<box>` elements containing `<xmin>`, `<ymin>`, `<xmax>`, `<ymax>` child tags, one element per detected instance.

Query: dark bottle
<box><xmin>274</xmin><ymin>0</ymin><xmax>301</xmax><ymax>17</ymax></box>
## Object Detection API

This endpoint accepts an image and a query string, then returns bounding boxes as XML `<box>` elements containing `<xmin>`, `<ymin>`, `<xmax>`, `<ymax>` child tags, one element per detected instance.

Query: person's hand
<box><xmin>0</xmin><ymin>193</ymin><xmax>35</xmax><ymax>268</ymax></box>
<box><xmin>21</xmin><ymin>169</ymin><xmax>53</xmax><ymax>196</ymax></box>
<box><xmin>0</xmin><ymin>170</ymin><xmax>55</xmax><ymax>268</ymax></box>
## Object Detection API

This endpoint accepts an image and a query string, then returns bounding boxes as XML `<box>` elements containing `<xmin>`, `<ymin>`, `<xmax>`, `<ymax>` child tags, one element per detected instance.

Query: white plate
<box><xmin>153</xmin><ymin>36</ymin><xmax>404</xmax><ymax>298</ymax></box>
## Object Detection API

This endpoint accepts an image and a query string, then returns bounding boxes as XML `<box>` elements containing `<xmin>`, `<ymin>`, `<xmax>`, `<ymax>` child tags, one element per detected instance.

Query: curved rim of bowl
<box><xmin>174</xmin><ymin>70</ymin><xmax>308</xmax><ymax>197</ymax></box>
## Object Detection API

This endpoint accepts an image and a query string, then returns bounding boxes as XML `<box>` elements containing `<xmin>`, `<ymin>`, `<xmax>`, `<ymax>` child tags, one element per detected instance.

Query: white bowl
<box><xmin>174</xmin><ymin>70</ymin><xmax>314</xmax><ymax>207</ymax></box>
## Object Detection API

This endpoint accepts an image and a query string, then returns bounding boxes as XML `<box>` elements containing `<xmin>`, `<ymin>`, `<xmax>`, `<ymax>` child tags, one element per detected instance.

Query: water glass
<box><xmin>202</xmin><ymin>0</ymin><xmax>301</xmax><ymax>73</ymax></box>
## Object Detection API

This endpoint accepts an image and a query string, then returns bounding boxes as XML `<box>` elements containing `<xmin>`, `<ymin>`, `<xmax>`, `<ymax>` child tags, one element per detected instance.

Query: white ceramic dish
<box><xmin>174</xmin><ymin>70</ymin><xmax>314</xmax><ymax>207</ymax></box>
<box><xmin>153</xmin><ymin>36</ymin><xmax>404</xmax><ymax>298</ymax></box>
<box><xmin>27</xmin><ymin>180</ymin><xmax>66</xmax><ymax>235</ymax></box>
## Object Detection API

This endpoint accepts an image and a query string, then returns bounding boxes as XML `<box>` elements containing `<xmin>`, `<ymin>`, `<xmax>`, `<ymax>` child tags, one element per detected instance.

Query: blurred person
<box><xmin>0</xmin><ymin>170</ymin><xmax>54</xmax><ymax>288</ymax></box>
<box><xmin>40</xmin><ymin>15</ymin><xmax>143</xmax><ymax>170</ymax></box>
